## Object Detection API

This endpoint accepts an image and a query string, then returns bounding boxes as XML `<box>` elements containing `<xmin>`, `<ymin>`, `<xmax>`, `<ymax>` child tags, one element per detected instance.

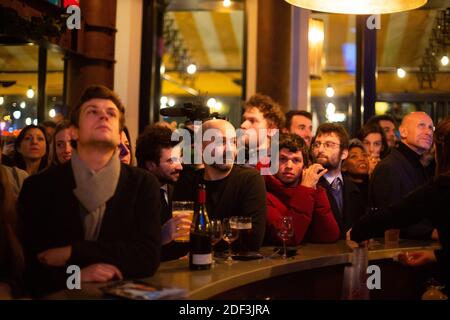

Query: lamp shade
<box><xmin>284</xmin><ymin>0</ymin><xmax>428</xmax><ymax>14</ymax></box>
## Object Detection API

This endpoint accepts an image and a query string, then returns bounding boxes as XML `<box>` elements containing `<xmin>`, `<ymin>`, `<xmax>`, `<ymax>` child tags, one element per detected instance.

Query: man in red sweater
<box><xmin>265</xmin><ymin>133</ymin><xmax>340</xmax><ymax>245</ymax></box>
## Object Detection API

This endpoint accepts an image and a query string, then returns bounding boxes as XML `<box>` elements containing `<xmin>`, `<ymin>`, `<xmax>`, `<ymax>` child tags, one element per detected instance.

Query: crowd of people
<box><xmin>1</xmin><ymin>85</ymin><xmax>449</xmax><ymax>299</ymax></box>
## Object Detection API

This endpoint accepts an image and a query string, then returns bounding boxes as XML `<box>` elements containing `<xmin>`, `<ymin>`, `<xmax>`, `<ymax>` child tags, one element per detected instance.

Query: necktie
<box><xmin>160</xmin><ymin>188</ymin><xmax>170</xmax><ymax>224</ymax></box>
<box><xmin>331</xmin><ymin>177</ymin><xmax>344</xmax><ymax>217</ymax></box>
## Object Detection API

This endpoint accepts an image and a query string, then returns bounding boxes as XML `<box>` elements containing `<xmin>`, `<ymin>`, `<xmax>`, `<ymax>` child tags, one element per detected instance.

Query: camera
<box><xmin>160</xmin><ymin>102</ymin><xmax>223</xmax><ymax>122</ymax></box>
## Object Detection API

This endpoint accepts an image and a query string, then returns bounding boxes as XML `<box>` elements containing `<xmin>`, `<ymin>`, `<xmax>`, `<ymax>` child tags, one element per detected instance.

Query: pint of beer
<box><xmin>172</xmin><ymin>201</ymin><xmax>194</xmax><ymax>242</ymax></box>
<box><xmin>233</xmin><ymin>216</ymin><xmax>252</xmax><ymax>255</ymax></box>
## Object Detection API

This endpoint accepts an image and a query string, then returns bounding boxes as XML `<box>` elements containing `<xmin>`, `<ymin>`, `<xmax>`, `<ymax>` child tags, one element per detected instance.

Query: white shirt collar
<box><xmin>324</xmin><ymin>171</ymin><xmax>344</xmax><ymax>186</ymax></box>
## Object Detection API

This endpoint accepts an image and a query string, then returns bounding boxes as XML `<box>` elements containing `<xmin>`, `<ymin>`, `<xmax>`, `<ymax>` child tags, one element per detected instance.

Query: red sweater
<box><xmin>264</xmin><ymin>175</ymin><xmax>340</xmax><ymax>245</ymax></box>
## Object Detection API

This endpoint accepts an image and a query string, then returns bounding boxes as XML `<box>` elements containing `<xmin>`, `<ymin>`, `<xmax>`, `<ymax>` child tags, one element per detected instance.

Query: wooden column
<box><xmin>256</xmin><ymin>0</ymin><xmax>292</xmax><ymax>110</ymax></box>
<box><xmin>66</xmin><ymin>0</ymin><xmax>117</xmax><ymax>110</ymax></box>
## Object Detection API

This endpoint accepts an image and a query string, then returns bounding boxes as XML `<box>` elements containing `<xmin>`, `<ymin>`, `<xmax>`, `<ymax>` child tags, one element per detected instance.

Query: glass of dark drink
<box><xmin>234</xmin><ymin>216</ymin><xmax>252</xmax><ymax>256</ymax></box>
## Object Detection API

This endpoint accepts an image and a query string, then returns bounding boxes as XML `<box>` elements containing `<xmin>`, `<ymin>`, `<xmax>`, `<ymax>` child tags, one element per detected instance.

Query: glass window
<box><xmin>309</xmin><ymin>13</ymin><xmax>356</xmax><ymax>132</ymax></box>
<box><xmin>0</xmin><ymin>44</ymin><xmax>38</xmax><ymax>135</ymax></box>
<box><xmin>46</xmin><ymin>47</ymin><xmax>65</xmax><ymax>123</ymax></box>
<box><xmin>160</xmin><ymin>1</ymin><xmax>245</xmax><ymax>128</ymax></box>
<box><xmin>375</xmin><ymin>9</ymin><xmax>450</xmax><ymax>124</ymax></box>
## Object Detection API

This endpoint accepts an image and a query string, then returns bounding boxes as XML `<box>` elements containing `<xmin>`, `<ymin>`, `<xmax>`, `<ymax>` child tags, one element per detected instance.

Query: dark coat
<box><xmin>369</xmin><ymin>143</ymin><xmax>433</xmax><ymax>239</ymax></box>
<box><xmin>351</xmin><ymin>175</ymin><xmax>450</xmax><ymax>289</ymax></box>
<box><xmin>318</xmin><ymin>174</ymin><xmax>366</xmax><ymax>239</ymax></box>
<box><xmin>19</xmin><ymin>161</ymin><xmax>161</xmax><ymax>297</ymax></box>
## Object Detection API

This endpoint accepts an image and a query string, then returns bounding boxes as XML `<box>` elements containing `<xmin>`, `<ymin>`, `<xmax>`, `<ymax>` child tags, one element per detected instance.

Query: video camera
<box><xmin>160</xmin><ymin>102</ymin><xmax>224</xmax><ymax>122</ymax></box>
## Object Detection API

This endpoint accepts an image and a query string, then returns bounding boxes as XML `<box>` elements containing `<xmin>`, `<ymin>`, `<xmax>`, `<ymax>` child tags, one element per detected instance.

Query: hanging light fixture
<box><xmin>284</xmin><ymin>0</ymin><xmax>427</xmax><ymax>14</ymax></box>
<box><xmin>397</xmin><ymin>67</ymin><xmax>406</xmax><ymax>79</ymax></box>
<box><xmin>325</xmin><ymin>84</ymin><xmax>335</xmax><ymax>98</ymax></box>
<box><xmin>26</xmin><ymin>86</ymin><xmax>35</xmax><ymax>99</ymax></box>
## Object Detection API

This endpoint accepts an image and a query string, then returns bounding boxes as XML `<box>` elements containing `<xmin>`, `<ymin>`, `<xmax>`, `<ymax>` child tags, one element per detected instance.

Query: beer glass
<box><xmin>172</xmin><ymin>201</ymin><xmax>194</xmax><ymax>242</ymax></box>
<box><xmin>234</xmin><ymin>216</ymin><xmax>252</xmax><ymax>256</ymax></box>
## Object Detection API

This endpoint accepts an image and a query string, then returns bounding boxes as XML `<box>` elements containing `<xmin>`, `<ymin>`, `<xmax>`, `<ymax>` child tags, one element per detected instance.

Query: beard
<box><xmin>155</xmin><ymin>169</ymin><xmax>181</xmax><ymax>185</ymax></box>
<box><xmin>315</xmin><ymin>154</ymin><xmax>341</xmax><ymax>170</ymax></box>
<box><xmin>210</xmin><ymin>162</ymin><xmax>233</xmax><ymax>172</ymax></box>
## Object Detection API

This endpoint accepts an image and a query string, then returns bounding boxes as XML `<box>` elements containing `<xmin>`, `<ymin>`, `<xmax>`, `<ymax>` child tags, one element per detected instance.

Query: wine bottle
<box><xmin>189</xmin><ymin>184</ymin><xmax>212</xmax><ymax>270</ymax></box>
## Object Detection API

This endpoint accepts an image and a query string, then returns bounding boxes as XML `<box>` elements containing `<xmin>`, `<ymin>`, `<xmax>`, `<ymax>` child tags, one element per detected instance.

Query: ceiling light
<box><xmin>284</xmin><ymin>0</ymin><xmax>427</xmax><ymax>14</ymax></box>
<box><xmin>187</xmin><ymin>64</ymin><xmax>197</xmax><ymax>75</ymax></box>
<box><xmin>397</xmin><ymin>67</ymin><xmax>406</xmax><ymax>78</ymax></box>
<box><xmin>13</xmin><ymin>111</ymin><xmax>21</xmax><ymax>120</ymax></box>
<box><xmin>325</xmin><ymin>85</ymin><xmax>335</xmax><ymax>98</ymax></box>
<box><xmin>26</xmin><ymin>86</ymin><xmax>35</xmax><ymax>99</ymax></box>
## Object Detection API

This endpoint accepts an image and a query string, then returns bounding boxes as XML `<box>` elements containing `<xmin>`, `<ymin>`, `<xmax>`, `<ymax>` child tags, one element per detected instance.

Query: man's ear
<box><xmin>267</xmin><ymin>126</ymin><xmax>279</xmax><ymax>137</ymax></box>
<box><xmin>399</xmin><ymin>125</ymin><xmax>407</xmax><ymax>140</ymax></box>
<box><xmin>340</xmin><ymin>149</ymin><xmax>349</xmax><ymax>161</ymax></box>
<box><xmin>341</xmin><ymin>160</ymin><xmax>348</xmax><ymax>172</ymax></box>
<box><xmin>70</xmin><ymin>126</ymin><xmax>79</xmax><ymax>141</ymax></box>
<box><xmin>145</xmin><ymin>161</ymin><xmax>157</xmax><ymax>172</ymax></box>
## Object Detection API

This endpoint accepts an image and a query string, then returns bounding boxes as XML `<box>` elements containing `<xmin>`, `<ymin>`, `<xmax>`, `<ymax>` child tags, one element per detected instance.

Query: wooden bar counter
<box><xmin>46</xmin><ymin>240</ymin><xmax>440</xmax><ymax>300</ymax></box>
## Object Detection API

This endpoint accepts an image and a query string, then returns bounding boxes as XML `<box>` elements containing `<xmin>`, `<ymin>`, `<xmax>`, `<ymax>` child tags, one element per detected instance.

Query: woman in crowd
<box><xmin>0</xmin><ymin>158</ymin><xmax>25</xmax><ymax>299</ymax></box>
<box><xmin>119</xmin><ymin>126</ymin><xmax>132</xmax><ymax>165</ymax></box>
<box><xmin>350</xmin><ymin>117</ymin><xmax>450</xmax><ymax>292</ymax></box>
<box><xmin>13</xmin><ymin>125</ymin><xmax>49</xmax><ymax>175</ymax></box>
<box><xmin>265</xmin><ymin>133</ymin><xmax>340</xmax><ymax>246</ymax></box>
<box><xmin>357</xmin><ymin>124</ymin><xmax>389</xmax><ymax>175</ymax></box>
<box><xmin>51</xmin><ymin>121</ymin><xmax>73</xmax><ymax>165</ymax></box>
<box><xmin>342</xmin><ymin>139</ymin><xmax>370</xmax><ymax>207</ymax></box>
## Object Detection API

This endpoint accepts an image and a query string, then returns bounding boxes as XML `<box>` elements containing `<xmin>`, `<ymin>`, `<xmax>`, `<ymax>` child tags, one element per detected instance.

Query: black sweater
<box><xmin>352</xmin><ymin>175</ymin><xmax>450</xmax><ymax>288</ymax></box>
<box><xmin>19</xmin><ymin>162</ymin><xmax>161</xmax><ymax>297</ymax></box>
<box><xmin>173</xmin><ymin>165</ymin><xmax>267</xmax><ymax>252</ymax></box>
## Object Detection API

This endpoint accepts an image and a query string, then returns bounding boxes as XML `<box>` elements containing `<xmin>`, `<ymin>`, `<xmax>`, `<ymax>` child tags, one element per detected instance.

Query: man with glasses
<box><xmin>311</xmin><ymin>123</ymin><xmax>365</xmax><ymax>238</ymax></box>
<box><xmin>369</xmin><ymin>111</ymin><xmax>436</xmax><ymax>240</ymax></box>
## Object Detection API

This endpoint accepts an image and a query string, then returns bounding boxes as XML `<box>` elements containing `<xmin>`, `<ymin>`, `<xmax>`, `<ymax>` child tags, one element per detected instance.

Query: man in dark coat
<box><xmin>369</xmin><ymin>111</ymin><xmax>436</xmax><ymax>240</ymax></box>
<box><xmin>19</xmin><ymin>86</ymin><xmax>161</xmax><ymax>297</ymax></box>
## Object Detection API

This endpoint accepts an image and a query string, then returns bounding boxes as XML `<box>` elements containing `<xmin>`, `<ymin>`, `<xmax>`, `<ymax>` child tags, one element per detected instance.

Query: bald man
<box><xmin>369</xmin><ymin>112</ymin><xmax>436</xmax><ymax>240</ymax></box>
<box><xmin>173</xmin><ymin>119</ymin><xmax>267</xmax><ymax>254</ymax></box>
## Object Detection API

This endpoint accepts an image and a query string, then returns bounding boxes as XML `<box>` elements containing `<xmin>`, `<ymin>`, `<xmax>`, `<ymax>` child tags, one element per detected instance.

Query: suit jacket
<box><xmin>19</xmin><ymin>162</ymin><xmax>161</xmax><ymax>297</ymax></box>
<box><xmin>369</xmin><ymin>143</ymin><xmax>433</xmax><ymax>239</ymax></box>
<box><xmin>318</xmin><ymin>174</ymin><xmax>366</xmax><ymax>239</ymax></box>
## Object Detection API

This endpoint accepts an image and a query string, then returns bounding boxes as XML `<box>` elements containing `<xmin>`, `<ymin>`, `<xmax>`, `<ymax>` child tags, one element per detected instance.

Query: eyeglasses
<box><xmin>312</xmin><ymin>141</ymin><xmax>341</xmax><ymax>150</ymax></box>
